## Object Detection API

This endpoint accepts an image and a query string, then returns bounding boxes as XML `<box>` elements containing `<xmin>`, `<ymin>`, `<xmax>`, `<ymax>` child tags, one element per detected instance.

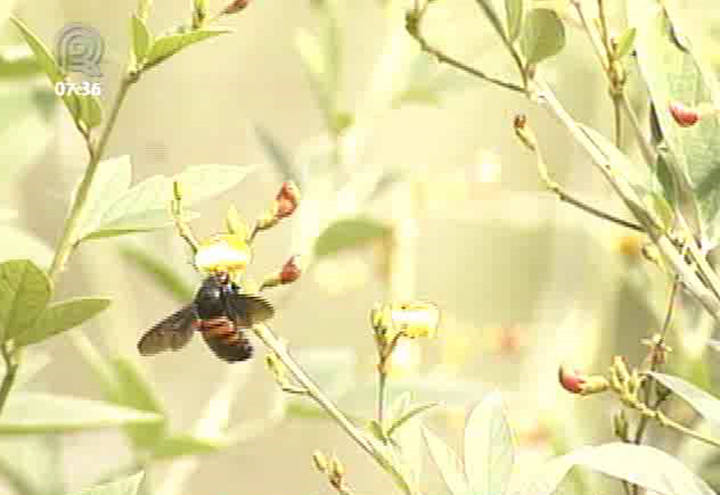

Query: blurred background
<box><xmin>2</xmin><ymin>0</ymin><xmax>720</xmax><ymax>493</ymax></box>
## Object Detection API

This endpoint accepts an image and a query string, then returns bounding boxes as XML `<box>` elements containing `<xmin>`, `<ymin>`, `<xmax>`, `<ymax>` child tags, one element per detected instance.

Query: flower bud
<box><xmin>222</xmin><ymin>0</ymin><xmax>250</xmax><ymax>14</ymax></box>
<box><xmin>389</xmin><ymin>302</ymin><xmax>441</xmax><ymax>339</ymax></box>
<box><xmin>669</xmin><ymin>101</ymin><xmax>699</xmax><ymax>127</ymax></box>
<box><xmin>613</xmin><ymin>410</ymin><xmax>629</xmax><ymax>439</ymax></box>
<box><xmin>558</xmin><ymin>364</ymin><xmax>609</xmax><ymax>396</ymax></box>
<box><xmin>312</xmin><ymin>450</ymin><xmax>328</xmax><ymax>473</ymax></box>
<box><xmin>329</xmin><ymin>456</ymin><xmax>345</xmax><ymax>481</ymax></box>
<box><xmin>280</xmin><ymin>255</ymin><xmax>302</xmax><ymax>284</ymax></box>
<box><xmin>275</xmin><ymin>181</ymin><xmax>300</xmax><ymax>219</ymax></box>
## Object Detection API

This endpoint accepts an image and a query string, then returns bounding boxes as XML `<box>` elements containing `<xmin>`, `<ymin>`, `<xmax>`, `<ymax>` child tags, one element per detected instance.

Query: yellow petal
<box><xmin>194</xmin><ymin>234</ymin><xmax>252</xmax><ymax>274</ymax></box>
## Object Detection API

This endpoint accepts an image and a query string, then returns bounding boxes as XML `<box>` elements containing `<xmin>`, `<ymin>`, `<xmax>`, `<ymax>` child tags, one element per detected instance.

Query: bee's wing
<box><xmin>138</xmin><ymin>305</ymin><xmax>198</xmax><ymax>356</ymax></box>
<box><xmin>201</xmin><ymin>326</ymin><xmax>253</xmax><ymax>363</ymax></box>
<box><xmin>228</xmin><ymin>293</ymin><xmax>275</xmax><ymax>328</ymax></box>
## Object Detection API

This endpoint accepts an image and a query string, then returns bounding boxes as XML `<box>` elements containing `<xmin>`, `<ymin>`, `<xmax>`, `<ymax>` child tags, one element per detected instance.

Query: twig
<box><xmin>0</xmin><ymin>343</ymin><xmax>19</xmax><ymax>415</ymax></box>
<box><xmin>170</xmin><ymin>181</ymin><xmax>200</xmax><ymax>255</ymax></box>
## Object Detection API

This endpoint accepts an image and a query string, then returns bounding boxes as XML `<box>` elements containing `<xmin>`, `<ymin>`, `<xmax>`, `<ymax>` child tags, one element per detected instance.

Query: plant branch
<box><xmin>405</xmin><ymin>6</ymin><xmax>525</xmax><ymax>94</ymax></box>
<box><xmin>0</xmin><ymin>343</ymin><xmax>19</xmax><ymax>415</ymax></box>
<box><xmin>48</xmin><ymin>75</ymin><xmax>135</xmax><ymax>281</ymax></box>
<box><xmin>252</xmin><ymin>323</ymin><xmax>416</xmax><ymax>495</ymax></box>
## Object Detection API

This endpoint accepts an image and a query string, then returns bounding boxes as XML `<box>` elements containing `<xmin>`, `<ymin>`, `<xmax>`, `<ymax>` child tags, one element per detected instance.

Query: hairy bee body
<box><xmin>138</xmin><ymin>273</ymin><xmax>272</xmax><ymax>363</ymax></box>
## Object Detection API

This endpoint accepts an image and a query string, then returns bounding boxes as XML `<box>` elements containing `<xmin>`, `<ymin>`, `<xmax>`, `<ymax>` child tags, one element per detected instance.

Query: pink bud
<box><xmin>275</xmin><ymin>181</ymin><xmax>300</xmax><ymax>219</ymax></box>
<box><xmin>558</xmin><ymin>365</ymin><xmax>586</xmax><ymax>394</ymax></box>
<box><xmin>280</xmin><ymin>255</ymin><xmax>302</xmax><ymax>284</ymax></box>
<box><xmin>223</xmin><ymin>0</ymin><xmax>250</xmax><ymax>14</ymax></box>
<box><xmin>669</xmin><ymin>101</ymin><xmax>699</xmax><ymax>127</ymax></box>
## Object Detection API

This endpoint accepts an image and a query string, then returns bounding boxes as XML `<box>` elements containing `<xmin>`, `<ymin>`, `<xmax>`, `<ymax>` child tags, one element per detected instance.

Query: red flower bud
<box><xmin>558</xmin><ymin>364</ymin><xmax>609</xmax><ymax>396</ymax></box>
<box><xmin>280</xmin><ymin>255</ymin><xmax>302</xmax><ymax>284</ymax></box>
<box><xmin>275</xmin><ymin>181</ymin><xmax>300</xmax><ymax>219</ymax></box>
<box><xmin>223</xmin><ymin>0</ymin><xmax>250</xmax><ymax>14</ymax></box>
<box><xmin>559</xmin><ymin>364</ymin><xmax>586</xmax><ymax>394</ymax></box>
<box><xmin>669</xmin><ymin>101</ymin><xmax>699</xmax><ymax>127</ymax></box>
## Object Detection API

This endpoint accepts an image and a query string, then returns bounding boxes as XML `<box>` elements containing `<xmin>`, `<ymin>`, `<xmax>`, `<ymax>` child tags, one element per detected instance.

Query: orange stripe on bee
<box><xmin>201</xmin><ymin>317</ymin><xmax>235</xmax><ymax>337</ymax></box>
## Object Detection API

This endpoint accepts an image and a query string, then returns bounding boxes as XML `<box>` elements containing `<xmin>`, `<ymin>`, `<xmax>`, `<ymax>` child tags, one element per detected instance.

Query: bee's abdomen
<box><xmin>200</xmin><ymin>317</ymin><xmax>253</xmax><ymax>362</ymax></box>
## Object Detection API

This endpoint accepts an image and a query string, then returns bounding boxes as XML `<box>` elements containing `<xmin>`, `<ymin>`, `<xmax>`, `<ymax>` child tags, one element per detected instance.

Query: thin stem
<box><xmin>253</xmin><ymin>323</ymin><xmax>415</xmax><ymax>495</ymax></box>
<box><xmin>48</xmin><ymin>75</ymin><xmax>135</xmax><ymax>280</ymax></box>
<box><xmin>613</xmin><ymin>95</ymin><xmax>623</xmax><ymax>147</ymax></box>
<box><xmin>406</xmin><ymin>8</ymin><xmax>525</xmax><ymax>94</ymax></box>
<box><xmin>551</xmin><ymin>185</ymin><xmax>644</xmax><ymax>232</ymax></box>
<box><xmin>377</xmin><ymin>371</ymin><xmax>388</xmax><ymax>430</ymax></box>
<box><xmin>0</xmin><ymin>343</ymin><xmax>18</xmax><ymax>415</ymax></box>
<box><xmin>619</xmin><ymin>93</ymin><xmax>655</xmax><ymax>166</ymax></box>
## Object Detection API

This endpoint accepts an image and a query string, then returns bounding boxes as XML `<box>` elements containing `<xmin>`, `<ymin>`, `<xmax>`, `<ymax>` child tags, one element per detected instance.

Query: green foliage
<box><xmin>314</xmin><ymin>217</ymin><xmax>391</xmax><ymax>257</ymax></box>
<box><xmin>0</xmin><ymin>47</ymin><xmax>42</xmax><ymax>78</ymax></box>
<box><xmin>520</xmin><ymin>9</ymin><xmax>566</xmax><ymax>65</ymax></box>
<box><xmin>14</xmin><ymin>297</ymin><xmax>111</xmax><ymax>347</ymax></box>
<box><xmin>10</xmin><ymin>17</ymin><xmax>103</xmax><ymax>131</ymax></box>
<box><xmin>118</xmin><ymin>244</ymin><xmax>194</xmax><ymax>303</ymax></box>
<box><xmin>386</xmin><ymin>401</ymin><xmax>439</xmax><ymax>439</ymax></box>
<box><xmin>80</xmin><ymin>472</ymin><xmax>144</xmax><ymax>495</ymax></box>
<box><xmin>131</xmin><ymin>15</ymin><xmax>153</xmax><ymax>64</ymax></box>
<box><xmin>0</xmin><ymin>393</ymin><xmax>162</xmax><ymax>433</ymax></box>
<box><xmin>74</xmin><ymin>156</ymin><xmax>252</xmax><ymax>242</ymax></box>
<box><xmin>0</xmin><ymin>259</ymin><xmax>51</xmax><ymax>342</ymax></box>
<box><xmin>423</xmin><ymin>426</ymin><xmax>472</xmax><ymax>495</ymax></box>
<box><xmin>144</xmin><ymin>28</ymin><xmax>232</xmax><ymax>70</ymax></box>
<box><xmin>614</xmin><ymin>27</ymin><xmax>637</xmax><ymax>59</ymax></box>
<box><xmin>0</xmin><ymin>259</ymin><xmax>110</xmax><ymax>347</ymax></box>
<box><xmin>0</xmin><ymin>436</ymin><xmax>63</xmax><ymax>495</ymax></box>
<box><xmin>514</xmin><ymin>443</ymin><xmax>715</xmax><ymax>495</ymax></box>
<box><xmin>504</xmin><ymin>0</ymin><xmax>525</xmax><ymax>42</ymax></box>
<box><xmin>464</xmin><ymin>392</ymin><xmax>514</xmax><ymax>495</ymax></box>
<box><xmin>152</xmin><ymin>433</ymin><xmax>228</xmax><ymax>459</ymax></box>
<box><xmin>254</xmin><ymin>125</ymin><xmax>301</xmax><ymax>185</ymax></box>
<box><xmin>649</xmin><ymin>372</ymin><xmax>720</xmax><ymax>433</ymax></box>
<box><xmin>629</xmin><ymin>0</ymin><xmax>720</xmax><ymax>240</ymax></box>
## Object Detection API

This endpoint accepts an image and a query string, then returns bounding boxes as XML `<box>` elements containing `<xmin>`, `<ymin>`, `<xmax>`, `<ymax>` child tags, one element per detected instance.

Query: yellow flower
<box><xmin>389</xmin><ymin>302</ymin><xmax>441</xmax><ymax>339</ymax></box>
<box><xmin>194</xmin><ymin>233</ymin><xmax>252</xmax><ymax>274</ymax></box>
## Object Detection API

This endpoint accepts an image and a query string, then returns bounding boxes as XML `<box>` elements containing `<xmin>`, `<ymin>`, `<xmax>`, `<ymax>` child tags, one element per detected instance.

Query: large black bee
<box><xmin>138</xmin><ymin>272</ymin><xmax>274</xmax><ymax>362</ymax></box>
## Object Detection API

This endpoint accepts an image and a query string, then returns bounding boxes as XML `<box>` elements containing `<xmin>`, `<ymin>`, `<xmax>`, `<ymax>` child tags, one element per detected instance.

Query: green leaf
<box><xmin>0</xmin><ymin>46</ymin><xmax>43</xmax><ymax>79</ymax></box>
<box><xmin>511</xmin><ymin>443</ymin><xmax>715</xmax><ymax>495</ymax></box>
<box><xmin>74</xmin><ymin>155</ymin><xmax>133</xmax><ymax>243</ymax></box>
<box><xmin>145</xmin><ymin>28</ymin><xmax>232</xmax><ymax>69</ymax></box>
<box><xmin>368</xmin><ymin>419</ymin><xmax>386</xmax><ymax>442</ymax></box>
<box><xmin>0</xmin><ymin>436</ymin><xmax>63</xmax><ymax>495</ymax></box>
<box><xmin>314</xmin><ymin>217</ymin><xmax>391</xmax><ymax>257</ymax></box>
<box><xmin>0</xmin><ymin>393</ymin><xmax>162</xmax><ymax>433</ymax></box>
<box><xmin>152</xmin><ymin>433</ymin><xmax>227</xmax><ymax>459</ymax></box>
<box><xmin>9</xmin><ymin>16</ymin><xmax>64</xmax><ymax>84</ymax></box>
<box><xmin>81</xmin><ymin>472</ymin><xmax>144</xmax><ymax>495</ymax></box>
<box><xmin>173</xmin><ymin>164</ymin><xmax>254</xmax><ymax>204</ymax></box>
<box><xmin>107</xmin><ymin>358</ymin><xmax>167</xmax><ymax>449</ymax></box>
<box><xmin>464</xmin><ymin>392</ymin><xmax>514</xmax><ymax>495</ymax></box>
<box><xmin>629</xmin><ymin>0</ymin><xmax>720</xmax><ymax>240</ymax></box>
<box><xmin>254</xmin><ymin>125</ymin><xmax>300</xmax><ymax>185</ymax></box>
<box><xmin>77</xmin><ymin>94</ymin><xmax>103</xmax><ymax>129</ymax></box>
<box><xmin>614</xmin><ymin>27</ymin><xmax>636</xmax><ymax>59</ymax></box>
<box><xmin>131</xmin><ymin>14</ymin><xmax>152</xmax><ymax>62</ymax></box>
<box><xmin>505</xmin><ymin>0</ymin><xmax>525</xmax><ymax>42</ymax></box>
<box><xmin>14</xmin><ymin>297</ymin><xmax>110</xmax><ymax>347</ymax></box>
<box><xmin>0</xmin><ymin>225</ymin><xmax>53</xmax><ymax>269</ymax></box>
<box><xmin>0</xmin><ymin>259</ymin><xmax>51</xmax><ymax>342</ymax></box>
<box><xmin>119</xmin><ymin>244</ymin><xmax>194</xmax><ymax>303</ymax></box>
<box><xmin>474</xmin><ymin>0</ymin><xmax>509</xmax><ymax>45</ymax></box>
<box><xmin>649</xmin><ymin>372</ymin><xmax>720</xmax><ymax>433</ymax></box>
<box><xmin>422</xmin><ymin>426</ymin><xmax>472</xmax><ymax>495</ymax></box>
<box><xmin>520</xmin><ymin>8</ymin><xmax>566</xmax><ymax>65</ymax></box>
<box><xmin>387</xmin><ymin>401</ymin><xmax>439</xmax><ymax>438</ymax></box>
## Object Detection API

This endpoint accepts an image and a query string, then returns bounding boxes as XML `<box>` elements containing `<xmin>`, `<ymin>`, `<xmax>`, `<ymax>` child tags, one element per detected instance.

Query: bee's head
<box><xmin>195</xmin><ymin>273</ymin><xmax>231</xmax><ymax>318</ymax></box>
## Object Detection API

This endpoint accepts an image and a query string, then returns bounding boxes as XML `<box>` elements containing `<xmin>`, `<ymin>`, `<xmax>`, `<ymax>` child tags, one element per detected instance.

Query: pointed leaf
<box><xmin>131</xmin><ymin>15</ymin><xmax>152</xmax><ymax>62</ymax></box>
<box><xmin>422</xmin><ymin>426</ymin><xmax>472</xmax><ymax>495</ymax></box>
<box><xmin>520</xmin><ymin>8</ymin><xmax>566</xmax><ymax>65</ymax></box>
<box><xmin>474</xmin><ymin>0</ymin><xmax>508</xmax><ymax>44</ymax></box>
<box><xmin>14</xmin><ymin>297</ymin><xmax>110</xmax><ymax>347</ymax></box>
<box><xmin>145</xmin><ymin>29</ymin><xmax>232</xmax><ymax>69</ymax></box>
<box><xmin>314</xmin><ymin>217</ymin><xmax>391</xmax><ymax>258</ymax></box>
<box><xmin>73</xmin><ymin>155</ymin><xmax>133</xmax><ymax>243</ymax></box>
<box><xmin>9</xmin><ymin>17</ymin><xmax>64</xmax><ymax>84</ymax></box>
<box><xmin>387</xmin><ymin>402</ymin><xmax>439</xmax><ymax>438</ymax></box>
<box><xmin>615</xmin><ymin>27</ymin><xmax>636</xmax><ymax>59</ymax></box>
<box><xmin>0</xmin><ymin>259</ymin><xmax>51</xmax><ymax>342</ymax></box>
<box><xmin>0</xmin><ymin>393</ymin><xmax>162</xmax><ymax>433</ymax></box>
<box><xmin>172</xmin><ymin>164</ymin><xmax>254</xmax><ymax>204</ymax></box>
<box><xmin>107</xmin><ymin>357</ymin><xmax>167</xmax><ymax>449</ymax></box>
<box><xmin>254</xmin><ymin>125</ymin><xmax>300</xmax><ymax>185</ymax></box>
<box><xmin>81</xmin><ymin>472</ymin><xmax>144</xmax><ymax>495</ymax></box>
<box><xmin>152</xmin><ymin>433</ymin><xmax>227</xmax><ymax>459</ymax></box>
<box><xmin>464</xmin><ymin>392</ymin><xmax>514</xmax><ymax>495</ymax></box>
<box><xmin>649</xmin><ymin>372</ymin><xmax>720</xmax><ymax>433</ymax></box>
<box><xmin>505</xmin><ymin>0</ymin><xmax>525</xmax><ymax>42</ymax></box>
